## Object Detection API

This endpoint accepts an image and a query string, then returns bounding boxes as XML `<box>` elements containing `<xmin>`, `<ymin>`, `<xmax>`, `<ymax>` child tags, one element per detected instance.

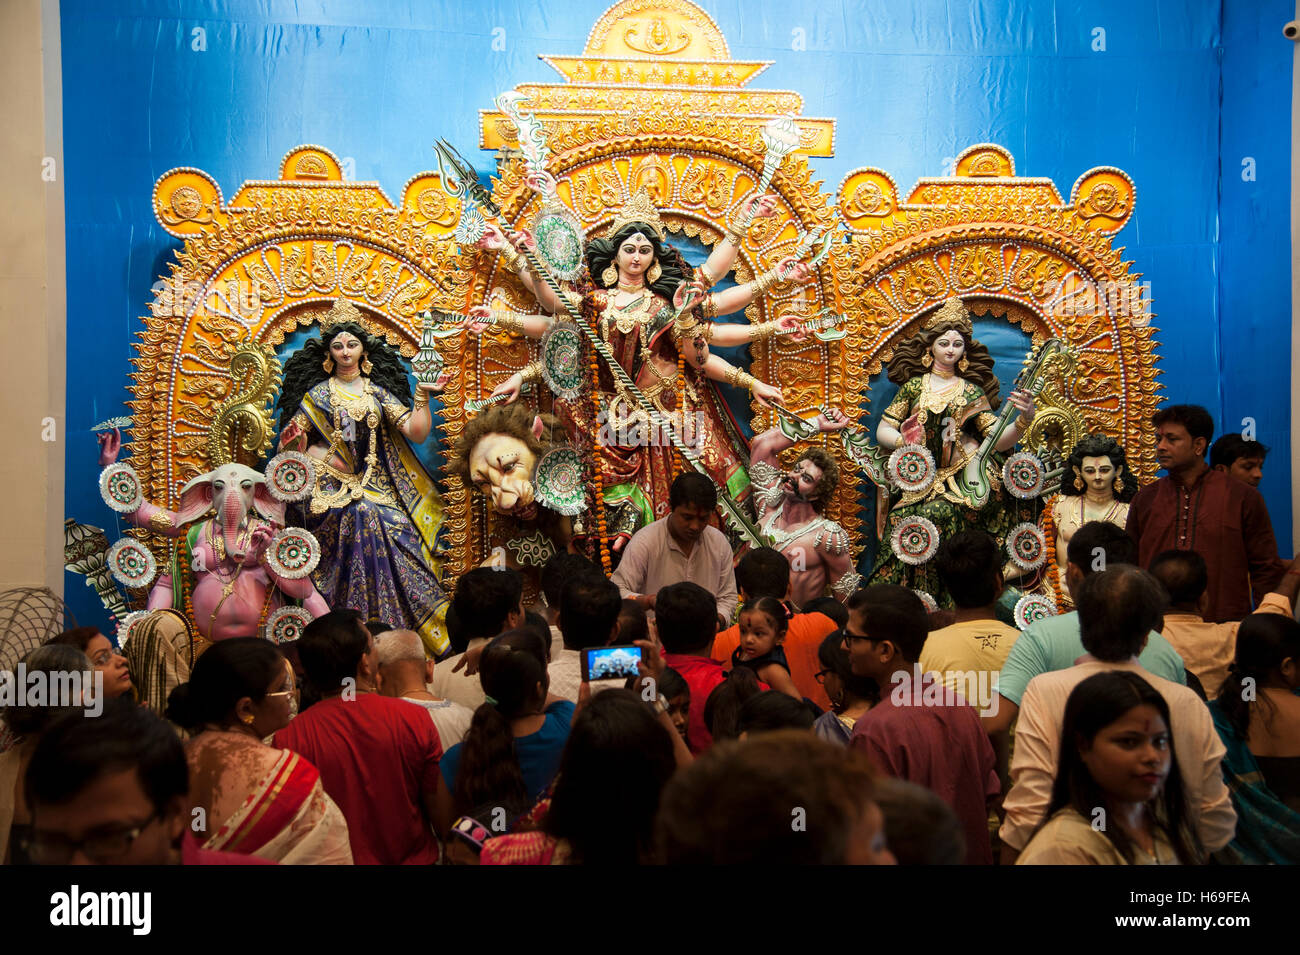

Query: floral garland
<box><xmin>588</xmin><ymin>341</ymin><xmax>612</xmax><ymax>576</ymax></box>
<box><xmin>1040</xmin><ymin>494</ymin><xmax>1070</xmax><ymax>609</ymax></box>
<box><xmin>676</xmin><ymin>347</ymin><xmax>688</xmax><ymax>474</ymax></box>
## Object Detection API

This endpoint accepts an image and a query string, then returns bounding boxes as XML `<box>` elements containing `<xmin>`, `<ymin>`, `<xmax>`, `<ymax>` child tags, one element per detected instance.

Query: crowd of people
<box><xmin>1</xmin><ymin>404</ymin><xmax>1297</xmax><ymax>865</ymax></box>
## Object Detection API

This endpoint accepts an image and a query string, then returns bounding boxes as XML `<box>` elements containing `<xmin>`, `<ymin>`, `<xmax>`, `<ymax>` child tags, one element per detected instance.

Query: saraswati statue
<box><xmin>844</xmin><ymin>296</ymin><xmax>1066</xmax><ymax>606</ymax></box>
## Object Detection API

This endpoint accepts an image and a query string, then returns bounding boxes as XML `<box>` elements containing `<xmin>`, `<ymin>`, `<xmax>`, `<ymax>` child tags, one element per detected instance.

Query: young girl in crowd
<box><xmin>442</xmin><ymin>629</ymin><xmax>575</xmax><ymax>818</ymax></box>
<box><xmin>812</xmin><ymin>631</ymin><xmax>879</xmax><ymax>745</ymax></box>
<box><xmin>1209</xmin><ymin>614</ymin><xmax>1300</xmax><ymax>862</ymax></box>
<box><xmin>731</xmin><ymin>597</ymin><xmax>801</xmax><ymax>699</ymax></box>
<box><xmin>1018</xmin><ymin>671</ymin><xmax>1202</xmax><ymax>865</ymax></box>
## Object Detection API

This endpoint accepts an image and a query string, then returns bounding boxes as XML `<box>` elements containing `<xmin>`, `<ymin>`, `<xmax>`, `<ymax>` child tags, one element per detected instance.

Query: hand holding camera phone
<box><xmin>580</xmin><ymin>644</ymin><xmax>645</xmax><ymax>682</ymax></box>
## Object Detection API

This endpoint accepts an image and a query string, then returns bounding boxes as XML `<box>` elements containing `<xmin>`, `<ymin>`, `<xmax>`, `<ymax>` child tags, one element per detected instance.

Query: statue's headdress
<box><xmin>923</xmin><ymin>296</ymin><xmax>973</xmax><ymax>336</ymax></box>
<box><xmin>606</xmin><ymin>190</ymin><xmax>665</xmax><ymax>242</ymax></box>
<box><xmin>318</xmin><ymin>298</ymin><xmax>366</xmax><ymax>334</ymax></box>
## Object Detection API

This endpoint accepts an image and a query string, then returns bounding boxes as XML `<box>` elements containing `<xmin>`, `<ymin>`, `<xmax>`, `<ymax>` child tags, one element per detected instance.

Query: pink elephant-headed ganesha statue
<box><xmin>98</xmin><ymin>429</ymin><xmax>329</xmax><ymax>641</ymax></box>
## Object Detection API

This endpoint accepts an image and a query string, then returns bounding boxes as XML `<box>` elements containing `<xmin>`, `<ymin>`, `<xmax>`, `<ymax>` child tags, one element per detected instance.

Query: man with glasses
<box><xmin>843</xmin><ymin>585</ymin><xmax>1000</xmax><ymax>865</ymax></box>
<box><xmin>22</xmin><ymin>698</ymin><xmax>269</xmax><ymax>864</ymax></box>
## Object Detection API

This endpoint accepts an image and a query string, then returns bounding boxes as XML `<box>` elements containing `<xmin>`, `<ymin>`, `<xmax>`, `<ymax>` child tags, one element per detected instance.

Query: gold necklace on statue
<box><xmin>607</xmin><ymin>292</ymin><xmax>656</xmax><ymax>335</ymax></box>
<box><xmin>310</xmin><ymin>378</ymin><xmax>384</xmax><ymax>515</ymax></box>
<box><xmin>919</xmin><ymin>372</ymin><xmax>961</xmax><ymax>416</ymax></box>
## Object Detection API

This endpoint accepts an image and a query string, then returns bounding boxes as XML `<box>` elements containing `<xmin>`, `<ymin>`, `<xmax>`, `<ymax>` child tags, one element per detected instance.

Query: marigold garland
<box><xmin>588</xmin><ymin>340</ymin><xmax>612</xmax><ymax>575</ymax></box>
<box><xmin>676</xmin><ymin>347</ymin><xmax>688</xmax><ymax>473</ymax></box>
<box><xmin>1040</xmin><ymin>494</ymin><xmax>1070</xmax><ymax>609</ymax></box>
<box><xmin>179</xmin><ymin>531</ymin><xmax>197</xmax><ymax>633</ymax></box>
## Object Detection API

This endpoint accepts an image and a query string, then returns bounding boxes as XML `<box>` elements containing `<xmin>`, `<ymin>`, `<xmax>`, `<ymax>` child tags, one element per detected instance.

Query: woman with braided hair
<box><xmin>276</xmin><ymin>300</ymin><xmax>451</xmax><ymax>655</ymax></box>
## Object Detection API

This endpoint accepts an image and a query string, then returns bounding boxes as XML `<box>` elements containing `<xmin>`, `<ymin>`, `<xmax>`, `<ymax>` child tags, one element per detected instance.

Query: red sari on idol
<box><xmin>557</xmin><ymin>288</ymin><xmax>751</xmax><ymax>544</ymax></box>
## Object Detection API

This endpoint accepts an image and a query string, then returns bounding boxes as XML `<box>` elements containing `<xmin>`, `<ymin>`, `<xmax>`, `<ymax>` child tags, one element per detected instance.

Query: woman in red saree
<box><xmin>166</xmin><ymin>638</ymin><xmax>352</xmax><ymax>864</ymax></box>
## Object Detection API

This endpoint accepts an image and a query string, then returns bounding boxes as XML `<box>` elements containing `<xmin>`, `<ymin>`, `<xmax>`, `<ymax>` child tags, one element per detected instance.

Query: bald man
<box><xmin>375</xmin><ymin>630</ymin><xmax>474</xmax><ymax>749</ymax></box>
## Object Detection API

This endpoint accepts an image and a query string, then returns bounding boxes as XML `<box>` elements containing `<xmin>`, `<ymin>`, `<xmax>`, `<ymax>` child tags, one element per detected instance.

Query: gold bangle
<box><xmin>723</xmin><ymin>364</ymin><xmax>756</xmax><ymax>390</ymax></box>
<box><xmin>748</xmin><ymin>321</ymin><xmax>780</xmax><ymax>342</ymax></box>
<box><xmin>697</xmin><ymin>262</ymin><xmax>719</xmax><ymax>289</ymax></box>
<box><xmin>672</xmin><ymin>315</ymin><xmax>702</xmax><ymax>342</ymax></box>
<box><xmin>412</xmin><ymin>390</ymin><xmax>429</xmax><ymax>410</ymax></box>
<box><xmin>520</xmin><ymin>360</ymin><xmax>545</xmax><ymax>385</ymax></box>
<box><xmin>494</xmin><ymin>311</ymin><xmax>525</xmax><ymax>333</ymax></box>
<box><xmin>752</xmin><ymin>270</ymin><xmax>780</xmax><ymax>296</ymax></box>
<box><xmin>499</xmin><ymin>247</ymin><xmax>524</xmax><ymax>274</ymax></box>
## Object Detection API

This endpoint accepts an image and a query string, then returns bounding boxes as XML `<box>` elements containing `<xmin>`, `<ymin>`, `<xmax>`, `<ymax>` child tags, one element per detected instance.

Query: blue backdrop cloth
<box><xmin>59</xmin><ymin>0</ymin><xmax>1293</xmax><ymax>633</ymax></box>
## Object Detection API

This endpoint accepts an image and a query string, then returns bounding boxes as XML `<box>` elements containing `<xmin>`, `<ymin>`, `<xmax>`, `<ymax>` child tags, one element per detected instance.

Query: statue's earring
<box><xmin>1073</xmin><ymin>474</ymin><xmax>1084</xmax><ymax>491</ymax></box>
<box><xmin>1113</xmin><ymin>474</ymin><xmax>1124</xmax><ymax>494</ymax></box>
<box><xmin>322</xmin><ymin>357</ymin><xmax>334</xmax><ymax>374</ymax></box>
<box><xmin>647</xmin><ymin>261</ymin><xmax>662</xmax><ymax>283</ymax></box>
<box><xmin>601</xmin><ymin>264</ymin><xmax>619</xmax><ymax>287</ymax></box>
<box><xmin>241</xmin><ymin>713</ymin><xmax>255</xmax><ymax>726</ymax></box>
<box><xmin>922</xmin><ymin>352</ymin><xmax>933</xmax><ymax>368</ymax></box>
<box><xmin>958</xmin><ymin>357</ymin><xmax>969</xmax><ymax>372</ymax></box>
<box><xmin>361</xmin><ymin>356</ymin><xmax>373</xmax><ymax>375</ymax></box>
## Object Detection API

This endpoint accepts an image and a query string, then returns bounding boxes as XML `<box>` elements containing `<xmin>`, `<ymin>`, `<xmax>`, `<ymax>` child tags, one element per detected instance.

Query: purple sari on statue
<box><xmin>279</xmin><ymin>378</ymin><xmax>449</xmax><ymax>655</ymax></box>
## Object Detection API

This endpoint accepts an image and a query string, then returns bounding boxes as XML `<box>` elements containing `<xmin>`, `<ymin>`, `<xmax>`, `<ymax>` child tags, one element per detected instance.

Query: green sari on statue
<box><xmin>862</xmin><ymin>373</ymin><xmax>1016</xmax><ymax>604</ymax></box>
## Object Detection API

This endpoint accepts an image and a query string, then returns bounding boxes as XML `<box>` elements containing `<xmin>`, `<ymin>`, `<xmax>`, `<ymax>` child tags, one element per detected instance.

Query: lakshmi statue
<box><xmin>471</xmin><ymin>183</ymin><xmax>813</xmax><ymax>549</ymax></box>
<box><xmin>1044</xmin><ymin>432</ymin><xmax>1134</xmax><ymax>604</ymax></box>
<box><xmin>276</xmin><ymin>299</ymin><xmax>450</xmax><ymax>655</ymax></box>
<box><xmin>866</xmin><ymin>297</ymin><xmax>1038</xmax><ymax>603</ymax></box>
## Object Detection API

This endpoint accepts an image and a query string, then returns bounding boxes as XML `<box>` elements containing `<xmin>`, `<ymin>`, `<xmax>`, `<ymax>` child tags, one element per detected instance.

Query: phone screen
<box><xmin>580</xmin><ymin>644</ymin><xmax>644</xmax><ymax>682</ymax></box>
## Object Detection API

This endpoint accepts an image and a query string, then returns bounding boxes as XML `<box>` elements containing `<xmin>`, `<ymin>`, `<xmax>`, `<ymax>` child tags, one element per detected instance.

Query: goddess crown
<box><xmin>607</xmin><ymin>190</ymin><xmax>665</xmax><ymax>242</ymax></box>
<box><xmin>319</xmin><ymin>298</ymin><xmax>366</xmax><ymax>333</ymax></box>
<box><xmin>923</xmin><ymin>296</ymin><xmax>973</xmax><ymax>335</ymax></box>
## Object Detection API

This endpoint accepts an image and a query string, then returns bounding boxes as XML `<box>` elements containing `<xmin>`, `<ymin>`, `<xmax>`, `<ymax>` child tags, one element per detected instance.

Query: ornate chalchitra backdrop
<box><xmin>137</xmin><ymin>145</ymin><xmax>478</xmax><ymax>573</ymax></box>
<box><xmin>129</xmin><ymin>0</ymin><xmax>1159</xmax><ymax>585</ymax></box>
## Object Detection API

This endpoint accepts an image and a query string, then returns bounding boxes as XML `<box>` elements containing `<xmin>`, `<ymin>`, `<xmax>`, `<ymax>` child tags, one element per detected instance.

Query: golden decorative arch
<box><xmin>832</xmin><ymin>144</ymin><xmax>1159</xmax><ymax>488</ymax></box>
<box><xmin>133</xmin><ymin>146</ymin><xmax>481</xmax><ymax>570</ymax></box>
